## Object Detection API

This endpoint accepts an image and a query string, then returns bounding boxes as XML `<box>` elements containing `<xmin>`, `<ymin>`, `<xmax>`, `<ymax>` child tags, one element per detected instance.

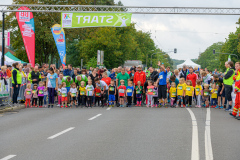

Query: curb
<box><xmin>0</xmin><ymin>105</ymin><xmax>25</xmax><ymax>113</ymax></box>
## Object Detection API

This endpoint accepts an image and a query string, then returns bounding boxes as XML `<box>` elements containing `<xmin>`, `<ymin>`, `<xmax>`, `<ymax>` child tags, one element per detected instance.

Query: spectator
<box><xmin>0</xmin><ymin>66</ymin><xmax>8</xmax><ymax>80</ymax></box>
<box><xmin>174</xmin><ymin>69</ymin><xmax>180</xmax><ymax>79</ymax></box>
<box><xmin>11</xmin><ymin>62</ymin><xmax>22</xmax><ymax>106</ymax></box>
<box><xmin>180</xmin><ymin>65</ymin><xmax>188</xmax><ymax>80</ymax></box>
<box><xmin>46</xmin><ymin>68</ymin><xmax>58</xmax><ymax>108</ymax></box>
<box><xmin>187</xmin><ymin>67</ymin><xmax>197</xmax><ymax>87</ymax></box>
<box><xmin>166</xmin><ymin>66</ymin><xmax>173</xmax><ymax>79</ymax></box>
<box><xmin>116</xmin><ymin>68</ymin><xmax>130</xmax><ymax>87</ymax></box>
<box><xmin>6</xmin><ymin>65</ymin><xmax>12</xmax><ymax>78</ymax></box>
<box><xmin>157</xmin><ymin>62</ymin><xmax>168</xmax><ymax>106</ymax></box>
<box><xmin>101</xmin><ymin>72</ymin><xmax>111</xmax><ymax>86</ymax></box>
<box><xmin>149</xmin><ymin>67</ymin><xmax>159</xmax><ymax>82</ymax></box>
<box><xmin>28</xmin><ymin>66</ymin><xmax>41</xmax><ymax>87</ymax></box>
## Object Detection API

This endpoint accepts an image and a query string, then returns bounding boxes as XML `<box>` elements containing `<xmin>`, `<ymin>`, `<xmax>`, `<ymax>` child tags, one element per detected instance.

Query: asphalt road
<box><xmin>0</xmin><ymin>106</ymin><xmax>239</xmax><ymax>160</ymax></box>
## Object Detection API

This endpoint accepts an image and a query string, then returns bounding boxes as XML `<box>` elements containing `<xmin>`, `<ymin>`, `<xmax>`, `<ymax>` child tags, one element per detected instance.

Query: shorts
<box><xmin>217</xmin><ymin>87</ymin><xmax>225</xmax><ymax>97</ymax></box>
<box><xmin>66</xmin><ymin>87</ymin><xmax>70</xmax><ymax>93</ymax></box>
<box><xmin>158</xmin><ymin>85</ymin><xmax>167</xmax><ymax>99</ymax></box>
<box><xmin>119</xmin><ymin>96</ymin><xmax>124</xmax><ymax>98</ymax></box>
<box><xmin>62</xmin><ymin>97</ymin><xmax>67</xmax><ymax>101</ymax></box>
<box><xmin>71</xmin><ymin>97</ymin><xmax>76</xmax><ymax>101</ymax></box>
<box><xmin>136</xmin><ymin>94</ymin><xmax>142</xmax><ymax>99</ymax></box>
<box><xmin>109</xmin><ymin>94</ymin><xmax>115</xmax><ymax>101</ymax></box>
<box><xmin>202</xmin><ymin>96</ymin><xmax>209</xmax><ymax>102</ymax></box>
<box><xmin>224</xmin><ymin>85</ymin><xmax>232</xmax><ymax>101</ymax></box>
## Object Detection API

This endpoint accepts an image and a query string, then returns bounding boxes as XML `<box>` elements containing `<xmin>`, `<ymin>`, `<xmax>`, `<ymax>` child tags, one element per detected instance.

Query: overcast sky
<box><xmin>1</xmin><ymin>0</ymin><xmax>240</xmax><ymax>60</ymax></box>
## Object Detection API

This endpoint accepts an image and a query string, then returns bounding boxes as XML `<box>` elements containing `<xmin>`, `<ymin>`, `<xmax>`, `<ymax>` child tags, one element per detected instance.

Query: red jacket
<box><xmin>134</xmin><ymin>71</ymin><xmax>146</xmax><ymax>86</ymax></box>
<box><xmin>187</xmin><ymin>73</ymin><xmax>197</xmax><ymax>87</ymax></box>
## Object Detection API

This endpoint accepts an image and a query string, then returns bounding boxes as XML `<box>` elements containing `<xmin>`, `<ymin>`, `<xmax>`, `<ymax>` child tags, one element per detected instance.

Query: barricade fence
<box><xmin>0</xmin><ymin>78</ymin><xmax>12</xmax><ymax>107</ymax></box>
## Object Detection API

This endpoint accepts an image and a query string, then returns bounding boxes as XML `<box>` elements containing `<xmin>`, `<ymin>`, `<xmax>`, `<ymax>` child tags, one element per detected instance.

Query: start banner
<box><xmin>61</xmin><ymin>12</ymin><xmax>132</xmax><ymax>28</ymax></box>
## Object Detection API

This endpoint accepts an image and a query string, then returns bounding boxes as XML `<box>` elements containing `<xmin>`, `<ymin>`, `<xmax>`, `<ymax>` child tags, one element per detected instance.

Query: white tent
<box><xmin>0</xmin><ymin>51</ymin><xmax>22</xmax><ymax>66</ymax></box>
<box><xmin>177</xmin><ymin>59</ymin><xmax>201</xmax><ymax>69</ymax></box>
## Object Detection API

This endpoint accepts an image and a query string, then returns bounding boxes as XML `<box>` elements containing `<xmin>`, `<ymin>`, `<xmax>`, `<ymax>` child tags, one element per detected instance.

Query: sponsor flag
<box><xmin>16</xmin><ymin>7</ymin><xmax>35</xmax><ymax>67</ymax></box>
<box><xmin>61</xmin><ymin>12</ymin><xmax>132</xmax><ymax>28</ymax></box>
<box><xmin>51</xmin><ymin>24</ymin><xmax>66</xmax><ymax>67</ymax></box>
<box><xmin>228</xmin><ymin>55</ymin><xmax>231</xmax><ymax>61</ymax></box>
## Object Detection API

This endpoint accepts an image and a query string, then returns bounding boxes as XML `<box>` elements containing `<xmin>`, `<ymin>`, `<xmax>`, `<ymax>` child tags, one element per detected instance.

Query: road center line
<box><xmin>205</xmin><ymin>108</ymin><xmax>213</xmax><ymax>160</ymax></box>
<box><xmin>88</xmin><ymin>114</ymin><xmax>102</xmax><ymax>120</ymax></box>
<box><xmin>47</xmin><ymin>127</ymin><xmax>75</xmax><ymax>139</ymax></box>
<box><xmin>106</xmin><ymin>107</ymin><xmax>111</xmax><ymax>110</ymax></box>
<box><xmin>186</xmin><ymin>108</ymin><xmax>199</xmax><ymax>160</ymax></box>
<box><xmin>0</xmin><ymin>155</ymin><xmax>16</xmax><ymax>160</ymax></box>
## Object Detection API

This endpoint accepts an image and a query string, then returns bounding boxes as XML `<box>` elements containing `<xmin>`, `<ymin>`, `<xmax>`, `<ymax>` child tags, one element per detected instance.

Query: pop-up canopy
<box><xmin>177</xmin><ymin>59</ymin><xmax>201</xmax><ymax>69</ymax></box>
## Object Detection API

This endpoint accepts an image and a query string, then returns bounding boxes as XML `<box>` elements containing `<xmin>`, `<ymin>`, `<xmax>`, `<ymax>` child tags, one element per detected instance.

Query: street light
<box><xmin>213</xmin><ymin>50</ymin><xmax>239</xmax><ymax>61</ymax></box>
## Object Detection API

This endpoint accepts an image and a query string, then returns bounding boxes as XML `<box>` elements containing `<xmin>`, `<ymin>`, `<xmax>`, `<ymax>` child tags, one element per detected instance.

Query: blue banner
<box><xmin>51</xmin><ymin>24</ymin><xmax>66</xmax><ymax>67</ymax></box>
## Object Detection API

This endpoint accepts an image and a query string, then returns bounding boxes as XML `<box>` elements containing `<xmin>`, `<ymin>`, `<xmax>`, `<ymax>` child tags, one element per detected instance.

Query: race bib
<box><xmin>110</xmin><ymin>87</ymin><xmax>114</xmax><ymax>91</ymax></box>
<box><xmin>204</xmin><ymin>92</ymin><xmax>209</xmax><ymax>96</ymax></box>
<box><xmin>196</xmin><ymin>88</ymin><xmax>200</xmax><ymax>92</ymax></box>
<box><xmin>39</xmin><ymin>90</ymin><xmax>43</xmax><ymax>94</ymax></box>
<box><xmin>32</xmin><ymin>90</ymin><xmax>36</xmax><ymax>94</ymax></box>
<box><xmin>172</xmin><ymin>92</ymin><xmax>176</xmax><ymax>96</ymax></box>
<box><xmin>148</xmin><ymin>88</ymin><xmax>153</xmax><ymax>93</ymax></box>
<box><xmin>178</xmin><ymin>86</ymin><xmax>182</xmax><ymax>90</ymax></box>
<box><xmin>62</xmin><ymin>93</ymin><xmax>67</xmax><ymax>97</ymax></box>
<box><xmin>80</xmin><ymin>91</ymin><xmax>85</xmax><ymax>95</ymax></box>
<box><xmin>87</xmin><ymin>87</ymin><xmax>92</xmax><ymax>91</ymax></box>
<box><xmin>72</xmin><ymin>93</ymin><xmax>76</xmax><ymax>97</ymax></box>
<box><xmin>96</xmin><ymin>93</ymin><xmax>101</xmax><ymax>96</ymax></box>
<box><xmin>119</xmin><ymin>89</ymin><xmax>124</xmax><ymax>93</ymax></box>
<box><xmin>136</xmin><ymin>90</ymin><xmax>141</xmax><ymax>94</ymax></box>
<box><xmin>215</xmin><ymin>91</ymin><xmax>218</xmax><ymax>94</ymax></box>
<box><xmin>187</xmin><ymin>87</ymin><xmax>190</xmax><ymax>91</ymax></box>
<box><xmin>27</xmin><ymin>91</ymin><xmax>31</xmax><ymax>95</ymax></box>
<box><xmin>153</xmin><ymin>91</ymin><xmax>156</xmax><ymax>95</ymax></box>
<box><xmin>159</xmin><ymin>75</ymin><xmax>163</xmax><ymax>79</ymax></box>
<box><xmin>127</xmin><ymin>89</ymin><xmax>132</xmax><ymax>93</ymax></box>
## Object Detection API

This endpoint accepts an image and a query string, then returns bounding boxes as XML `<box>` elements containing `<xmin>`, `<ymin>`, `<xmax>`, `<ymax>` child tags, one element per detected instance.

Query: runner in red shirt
<box><xmin>118</xmin><ymin>80</ymin><xmax>126</xmax><ymax>107</ymax></box>
<box><xmin>101</xmin><ymin>72</ymin><xmax>111</xmax><ymax>86</ymax></box>
<box><xmin>187</xmin><ymin>67</ymin><xmax>197</xmax><ymax>87</ymax></box>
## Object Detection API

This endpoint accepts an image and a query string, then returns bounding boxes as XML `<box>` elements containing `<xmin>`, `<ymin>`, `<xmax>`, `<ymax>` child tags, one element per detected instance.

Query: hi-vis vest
<box><xmin>223</xmin><ymin>68</ymin><xmax>235</xmax><ymax>86</ymax></box>
<box><xmin>11</xmin><ymin>68</ymin><xmax>22</xmax><ymax>84</ymax></box>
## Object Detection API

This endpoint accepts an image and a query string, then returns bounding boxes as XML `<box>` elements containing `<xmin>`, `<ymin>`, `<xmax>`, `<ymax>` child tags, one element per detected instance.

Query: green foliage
<box><xmin>86</xmin><ymin>57</ymin><xmax>97</xmax><ymax>69</ymax></box>
<box><xmin>171</xmin><ymin>59</ymin><xmax>185</xmax><ymax>69</ymax></box>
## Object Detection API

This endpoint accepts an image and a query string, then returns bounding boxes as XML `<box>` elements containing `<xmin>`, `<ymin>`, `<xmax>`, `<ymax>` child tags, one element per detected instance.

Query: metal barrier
<box><xmin>0</xmin><ymin>78</ymin><xmax>12</xmax><ymax>107</ymax></box>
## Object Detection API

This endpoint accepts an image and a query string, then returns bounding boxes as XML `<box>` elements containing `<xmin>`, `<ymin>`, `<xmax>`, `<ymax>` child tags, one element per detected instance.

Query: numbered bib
<box><xmin>204</xmin><ymin>92</ymin><xmax>209</xmax><ymax>96</ymax></box>
<box><xmin>127</xmin><ymin>89</ymin><xmax>132</xmax><ymax>93</ymax></box>
<box><xmin>62</xmin><ymin>93</ymin><xmax>67</xmax><ymax>97</ymax></box>
<box><xmin>187</xmin><ymin>87</ymin><xmax>190</xmax><ymax>91</ymax></box>
<box><xmin>172</xmin><ymin>92</ymin><xmax>176</xmax><ymax>96</ymax></box>
<box><xmin>215</xmin><ymin>91</ymin><xmax>218</xmax><ymax>94</ymax></box>
<box><xmin>153</xmin><ymin>91</ymin><xmax>156</xmax><ymax>95</ymax></box>
<box><xmin>148</xmin><ymin>88</ymin><xmax>153</xmax><ymax>93</ymax></box>
<box><xmin>110</xmin><ymin>87</ymin><xmax>114</xmax><ymax>91</ymax></box>
<box><xmin>196</xmin><ymin>88</ymin><xmax>200</xmax><ymax>92</ymax></box>
<box><xmin>119</xmin><ymin>89</ymin><xmax>124</xmax><ymax>93</ymax></box>
<box><xmin>72</xmin><ymin>93</ymin><xmax>76</xmax><ymax>97</ymax></box>
<box><xmin>27</xmin><ymin>91</ymin><xmax>31</xmax><ymax>95</ymax></box>
<box><xmin>39</xmin><ymin>90</ymin><xmax>43</xmax><ymax>94</ymax></box>
<box><xmin>178</xmin><ymin>86</ymin><xmax>183</xmax><ymax>90</ymax></box>
<box><xmin>159</xmin><ymin>75</ymin><xmax>163</xmax><ymax>79</ymax></box>
<box><xmin>80</xmin><ymin>91</ymin><xmax>85</xmax><ymax>95</ymax></box>
<box><xmin>87</xmin><ymin>87</ymin><xmax>92</xmax><ymax>91</ymax></box>
<box><xmin>136</xmin><ymin>90</ymin><xmax>141</xmax><ymax>94</ymax></box>
<box><xmin>96</xmin><ymin>93</ymin><xmax>101</xmax><ymax>96</ymax></box>
<box><xmin>32</xmin><ymin>90</ymin><xmax>36</xmax><ymax>94</ymax></box>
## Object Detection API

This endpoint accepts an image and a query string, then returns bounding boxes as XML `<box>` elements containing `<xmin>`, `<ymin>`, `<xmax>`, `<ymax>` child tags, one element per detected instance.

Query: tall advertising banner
<box><xmin>51</xmin><ymin>24</ymin><xmax>66</xmax><ymax>67</ymax></box>
<box><xmin>61</xmin><ymin>12</ymin><xmax>132</xmax><ymax>28</ymax></box>
<box><xmin>16</xmin><ymin>7</ymin><xmax>35</xmax><ymax>67</ymax></box>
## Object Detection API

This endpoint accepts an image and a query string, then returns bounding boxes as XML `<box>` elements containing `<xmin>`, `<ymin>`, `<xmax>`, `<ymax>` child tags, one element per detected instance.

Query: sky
<box><xmin>1</xmin><ymin>0</ymin><xmax>240</xmax><ymax>60</ymax></box>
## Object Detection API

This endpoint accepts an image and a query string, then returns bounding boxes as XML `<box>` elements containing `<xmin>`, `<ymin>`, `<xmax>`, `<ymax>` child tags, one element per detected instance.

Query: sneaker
<box><xmin>29</xmin><ymin>106</ymin><xmax>33</xmax><ymax>108</ymax></box>
<box><xmin>198</xmin><ymin>105</ymin><xmax>201</xmax><ymax>108</ymax></box>
<box><xmin>211</xmin><ymin>105</ymin><xmax>214</xmax><ymax>108</ymax></box>
<box><xmin>57</xmin><ymin>104</ymin><xmax>60</xmax><ymax>107</ymax></box>
<box><xmin>220</xmin><ymin>106</ymin><xmax>224</xmax><ymax>109</ymax></box>
<box><xmin>189</xmin><ymin>105</ymin><xmax>192</xmax><ymax>108</ymax></box>
<box><xmin>183</xmin><ymin>104</ymin><xmax>186</xmax><ymax>108</ymax></box>
<box><xmin>225</xmin><ymin>108</ymin><xmax>231</xmax><ymax>111</ymax></box>
<box><xmin>146</xmin><ymin>105</ymin><xmax>149</xmax><ymax>108</ymax></box>
<box><xmin>151</xmin><ymin>105</ymin><xmax>154</xmax><ymax>108</ymax></box>
<box><xmin>237</xmin><ymin>116</ymin><xmax>240</xmax><ymax>120</ymax></box>
<box><xmin>65</xmin><ymin>105</ymin><xmax>68</xmax><ymax>108</ymax></box>
<box><xmin>39</xmin><ymin>106</ymin><xmax>42</xmax><ymax>108</ymax></box>
<box><xmin>181</xmin><ymin>105</ymin><xmax>183</xmax><ymax>108</ymax></box>
<box><xmin>61</xmin><ymin>106</ymin><xmax>63</xmax><ymax>108</ymax></box>
<box><xmin>229</xmin><ymin>113</ymin><xmax>236</xmax><ymax>117</ymax></box>
<box><xmin>215</xmin><ymin>106</ymin><xmax>219</xmax><ymax>109</ymax></box>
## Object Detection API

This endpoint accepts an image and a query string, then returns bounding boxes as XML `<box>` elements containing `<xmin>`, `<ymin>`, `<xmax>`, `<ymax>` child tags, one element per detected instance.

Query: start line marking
<box><xmin>88</xmin><ymin>114</ymin><xmax>102</xmax><ymax>120</ymax></box>
<box><xmin>48</xmin><ymin>127</ymin><xmax>75</xmax><ymax>139</ymax></box>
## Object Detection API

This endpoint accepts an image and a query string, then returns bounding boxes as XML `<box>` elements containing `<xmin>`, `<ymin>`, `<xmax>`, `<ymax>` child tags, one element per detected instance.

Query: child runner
<box><xmin>185</xmin><ymin>80</ymin><xmax>194</xmax><ymax>108</ymax></box>
<box><xmin>153</xmin><ymin>82</ymin><xmax>159</xmax><ymax>108</ymax></box>
<box><xmin>147</xmin><ymin>80</ymin><xmax>154</xmax><ymax>108</ymax></box>
<box><xmin>177</xmin><ymin>78</ymin><xmax>186</xmax><ymax>108</ymax></box>
<box><xmin>70</xmin><ymin>83</ymin><xmax>78</xmax><ymax>108</ymax></box>
<box><xmin>79</xmin><ymin>81</ymin><xmax>86</xmax><ymax>107</ymax></box>
<box><xmin>43</xmin><ymin>81</ymin><xmax>48</xmax><ymax>108</ymax></box>
<box><xmin>94</xmin><ymin>85</ymin><xmax>101</xmax><ymax>107</ymax></box>
<box><xmin>195</xmin><ymin>80</ymin><xmax>202</xmax><ymax>108</ymax></box>
<box><xmin>108</xmin><ymin>79</ymin><xmax>116</xmax><ymax>107</ymax></box>
<box><xmin>86</xmin><ymin>80</ymin><xmax>94</xmax><ymax>108</ymax></box>
<box><xmin>181</xmin><ymin>78</ymin><xmax>187</xmax><ymax>107</ymax></box>
<box><xmin>57</xmin><ymin>84</ymin><xmax>62</xmax><ymax>107</ymax></box>
<box><xmin>61</xmin><ymin>82</ymin><xmax>68</xmax><ymax>108</ymax></box>
<box><xmin>211</xmin><ymin>85</ymin><xmax>218</xmax><ymax>108</ymax></box>
<box><xmin>169</xmin><ymin>82</ymin><xmax>177</xmax><ymax>108</ymax></box>
<box><xmin>203</xmin><ymin>84</ymin><xmax>210</xmax><ymax>108</ymax></box>
<box><xmin>126</xmin><ymin>81</ymin><xmax>134</xmax><ymax>107</ymax></box>
<box><xmin>118</xmin><ymin>80</ymin><xmax>126</xmax><ymax>107</ymax></box>
<box><xmin>24</xmin><ymin>83</ymin><xmax>32</xmax><ymax>108</ymax></box>
<box><xmin>135</xmin><ymin>81</ymin><xmax>142</xmax><ymax>106</ymax></box>
<box><xmin>37</xmin><ymin>81</ymin><xmax>45</xmax><ymax>108</ymax></box>
<box><xmin>32</xmin><ymin>84</ymin><xmax>38</xmax><ymax>107</ymax></box>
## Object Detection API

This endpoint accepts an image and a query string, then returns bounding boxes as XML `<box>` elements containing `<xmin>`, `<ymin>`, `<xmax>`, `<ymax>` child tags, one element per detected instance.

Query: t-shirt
<box><xmin>158</xmin><ymin>69</ymin><xmax>168</xmax><ymax>85</ymax></box>
<box><xmin>109</xmin><ymin>85</ymin><xmax>116</xmax><ymax>95</ymax></box>
<box><xmin>202</xmin><ymin>75</ymin><xmax>211</xmax><ymax>85</ymax></box>
<box><xmin>203</xmin><ymin>89</ymin><xmax>210</xmax><ymax>97</ymax></box>
<box><xmin>101</xmin><ymin>77</ymin><xmax>111</xmax><ymax>86</ymax></box>
<box><xmin>47</xmin><ymin>73</ymin><xmax>58</xmax><ymax>88</ymax></box>
<box><xmin>62</xmin><ymin>76</ymin><xmax>73</xmax><ymax>87</ymax></box>
<box><xmin>61</xmin><ymin>87</ymin><xmax>68</xmax><ymax>97</ymax></box>
<box><xmin>37</xmin><ymin>86</ymin><xmax>45</xmax><ymax>96</ymax></box>
<box><xmin>96</xmin><ymin>80</ymin><xmax>109</xmax><ymax>90</ymax></box>
<box><xmin>177</xmin><ymin>84</ymin><xmax>186</xmax><ymax>96</ymax></box>
<box><xmin>211</xmin><ymin>89</ymin><xmax>218</xmax><ymax>99</ymax></box>
<box><xmin>167</xmin><ymin>71</ymin><xmax>172</xmax><ymax>79</ymax></box>
<box><xmin>126</xmin><ymin>86</ymin><xmax>134</xmax><ymax>96</ymax></box>
<box><xmin>79</xmin><ymin>86</ymin><xmax>86</xmax><ymax>95</ymax></box>
<box><xmin>214</xmin><ymin>78</ymin><xmax>223</xmax><ymax>88</ymax></box>
<box><xmin>116</xmin><ymin>73</ymin><xmax>130</xmax><ymax>87</ymax></box>
<box><xmin>86</xmin><ymin>85</ymin><xmax>94</xmax><ymax>96</ymax></box>
<box><xmin>94</xmin><ymin>88</ymin><xmax>101</xmax><ymax>97</ymax></box>
<box><xmin>136</xmin><ymin>86</ymin><xmax>142</xmax><ymax>95</ymax></box>
<box><xmin>75</xmin><ymin>75</ymin><xmax>88</xmax><ymax>87</ymax></box>
<box><xmin>58</xmin><ymin>88</ymin><xmax>61</xmax><ymax>96</ymax></box>
<box><xmin>195</xmin><ymin>85</ymin><xmax>202</xmax><ymax>95</ymax></box>
<box><xmin>118</xmin><ymin>85</ymin><xmax>126</xmax><ymax>97</ymax></box>
<box><xmin>185</xmin><ymin>85</ymin><xmax>194</xmax><ymax>96</ymax></box>
<box><xmin>24</xmin><ymin>88</ymin><xmax>32</xmax><ymax>99</ymax></box>
<box><xmin>58</xmin><ymin>77</ymin><xmax>63</xmax><ymax>86</ymax></box>
<box><xmin>153</xmin><ymin>87</ymin><xmax>158</xmax><ymax>97</ymax></box>
<box><xmin>147</xmin><ymin>86</ymin><xmax>154</xmax><ymax>95</ymax></box>
<box><xmin>70</xmin><ymin>88</ymin><xmax>78</xmax><ymax>97</ymax></box>
<box><xmin>170</xmin><ymin>87</ymin><xmax>177</xmax><ymax>97</ymax></box>
<box><xmin>187</xmin><ymin>73</ymin><xmax>197</xmax><ymax>87</ymax></box>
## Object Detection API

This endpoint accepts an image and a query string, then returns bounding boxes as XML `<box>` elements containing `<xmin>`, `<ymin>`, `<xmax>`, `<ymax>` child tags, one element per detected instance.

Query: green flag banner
<box><xmin>61</xmin><ymin>12</ymin><xmax>132</xmax><ymax>28</ymax></box>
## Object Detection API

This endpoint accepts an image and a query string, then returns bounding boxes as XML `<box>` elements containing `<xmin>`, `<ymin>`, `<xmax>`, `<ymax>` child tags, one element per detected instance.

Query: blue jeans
<box><xmin>211</xmin><ymin>98</ymin><xmax>217</xmax><ymax>106</ymax></box>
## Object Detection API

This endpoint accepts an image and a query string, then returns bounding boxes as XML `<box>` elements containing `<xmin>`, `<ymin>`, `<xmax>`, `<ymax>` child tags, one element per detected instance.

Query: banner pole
<box><xmin>1</xmin><ymin>12</ymin><xmax>5</xmax><ymax>66</ymax></box>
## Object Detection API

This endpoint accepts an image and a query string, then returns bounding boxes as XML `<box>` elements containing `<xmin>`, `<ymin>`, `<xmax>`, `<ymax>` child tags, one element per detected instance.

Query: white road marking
<box><xmin>47</xmin><ymin>127</ymin><xmax>75</xmax><ymax>139</ymax></box>
<box><xmin>88</xmin><ymin>114</ymin><xmax>102</xmax><ymax>120</ymax></box>
<box><xmin>106</xmin><ymin>107</ymin><xmax>111</xmax><ymax>110</ymax></box>
<box><xmin>186</xmin><ymin>108</ymin><xmax>199</xmax><ymax>160</ymax></box>
<box><xmin>205</xmin><ymin>108</ymin><xmax>213</xmax><ymax>160</ymax></box>
<box><xmin>0</xmin><ymin>155</ymin><xmax>16</xmax><ymax>160</ymax></box>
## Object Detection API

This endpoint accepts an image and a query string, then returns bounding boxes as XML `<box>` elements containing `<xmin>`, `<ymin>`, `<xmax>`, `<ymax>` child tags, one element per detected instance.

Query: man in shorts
<box><xmin>157</xmin><ymin>62</ymin><xmax>168</xmax><ymax>107</ymax></box>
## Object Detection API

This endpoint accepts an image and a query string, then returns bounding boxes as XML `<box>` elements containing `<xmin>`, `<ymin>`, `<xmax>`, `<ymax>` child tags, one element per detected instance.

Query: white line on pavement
<box><xmin>186</xmin><ymin>108</ymin><xmax>199</xmax><ymax>160</ymax></box>
<box><xmin>47</xmin><ymin>127</ymin><xmax>75</xmax><ymax>139</ymax></box>
<box><xmin>106</xmin><ymin>107</ymin><xmax>111</xmax><ymax>110</ymax></box>
<box><xmin>205</xmin><ymin>108</ymin><xmax>213</xmax><ymax>160</ymax></box>
<box><xmin>88</xmin><ymin>114</ymin><xmax>102</xmax><ymax>120</ymax></box>
<box><xmin>0</xmin><ymin>155</ymin><xmax>16</xmax><ymax>160</ymax></box>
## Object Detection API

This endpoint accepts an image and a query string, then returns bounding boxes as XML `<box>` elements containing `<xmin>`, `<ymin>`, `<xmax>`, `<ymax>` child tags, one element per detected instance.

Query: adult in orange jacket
<box><xmin>133</xmin><ymin>65</ymin><xmax>146</xmax><ymax>88</ymax></box>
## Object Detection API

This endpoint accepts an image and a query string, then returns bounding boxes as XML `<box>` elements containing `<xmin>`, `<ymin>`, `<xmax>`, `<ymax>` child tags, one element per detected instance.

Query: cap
<box><xmin>137</xmin><ymin>65</ymin><xmax>142</xmax><ymax>68</ymax></box>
